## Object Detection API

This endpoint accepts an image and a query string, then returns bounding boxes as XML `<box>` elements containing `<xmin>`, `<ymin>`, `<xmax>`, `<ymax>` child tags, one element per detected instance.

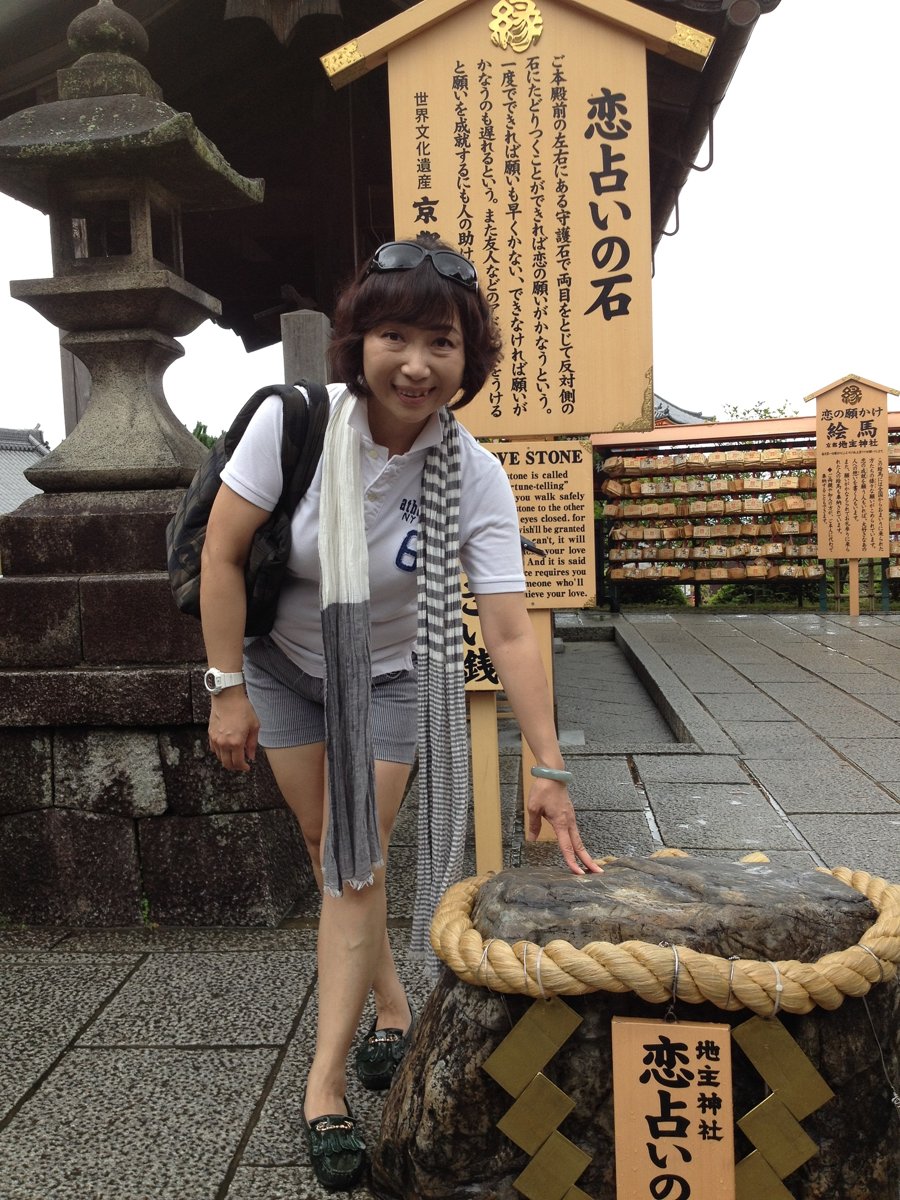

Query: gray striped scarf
<box><xmin>319</xmin><ymin>395</ymin><xmax>468</xmax><ymax>961</ymax></box>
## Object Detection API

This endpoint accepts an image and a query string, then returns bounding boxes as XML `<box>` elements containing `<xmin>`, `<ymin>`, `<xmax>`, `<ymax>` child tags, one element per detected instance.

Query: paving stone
<box><xmin>670</xmin><ymin>670</ymin><xmax>758</xmax><ymax>694</ymax></box>
<box><xmin>59</xmin><ymin>927</ymin><xmax>318</xmax><ymax>954</ymax></box>
<box><xmin>78</xmin><ymin>952</ymin><xmax>313</xmax><ymax>1046</ymax></box>
<box><xmin>744</xmin><ymin>759</ymin><xmax>898</xmax><ymax>814</ymax></box>
<box><xmin>789</xmin><ymin>814</ymin><xmax>900</xmax><ymax>880</ymax></box>
<box><xmin>613</xmin><ymin>624</ymin><xmax>737</xmax><ymax>753</ymax></box>
<box><xmin>553</xmin><ymin>810</ymin><xmax>656</xmax><ymax>860</ymax></box>
<box><xmin>694</xmin><ymin>692</ymin><xmax>791</xmax><ymax>722</ymax></box>
<box><xmin>737</xmin><ymin>663</ymin><xmax>812</xmax><ymax>683</ymax></box>
<box><xmin>565</xmin><ymin>738</ymin><xmax>687</xmax><ymax>756</ymax></box>
<box><xmin>0</xmin><ymin>1047</ymin><xmax>276</xmax><ymax>1200</ymax></box>
<box><xmin>389</xmin><ymin>792</ymin><xmax>420</xmax><ymax>847</ymax></box>
<box><xmin>799</xmin><ymin>708</ymin><xmax>900</xmax><ymax>739</ymax></box>
<box><xmin>382</xmin><ymin>845</ymin><xmax>478</xmax><ymax>920</ymax></box>
<box><xmin>0</xmin><ymin>955</ymin><xmax>139</xmax><ymax>1120</ymax></box>
<box><xmin>567</xmin><ymin>757</ymin><xmax>645</xmax><ymax>810</ymax></box>
<box><xmin>555</xmin><ymin>642</ymin><xmax>675</xmax><ymax>743</ymax></box>
<box><xmin>849</xmin><ymin>693</ymin><xmax>900</xmax><ymax>721</ymax></box>
<box><xmin>719</xmin><ymin>722</ymin><xmax>827</xmax><ymax>758</ymax></box>
<box><xmin>683</xmin><ymin>848</ymin><xmax>820</xmax><ymax>868</ymax></box>
<box><xmin>645</xmin><ymin>783</ymin><xmax>802</xmax><ymax>850</ymax></box>
<box><xmin>756</xmin><ymin>681</ymin><xmax>845</xmax><ymax>708</ymax></box>
<box><xmin>814</xmin><ymin>671</ymin><xmax>899</xmax><ymax>693</ymax></box>
<box><xmin>632</xmin><ymin>754</ymin><xmax>746</xmax><ymax>784</ymax></box>
<box><xmin>831</xmin><ymin>739</ymin><xmax>900</xmax><ymax>781</ymax></box>
<box><xmin>0</xmin><ymin>929</ymin><xmax>69</xmax><ymax>951</ymax></box>
<box><xmin>225</xmin><ymin>1166</ymin><xmax>367</xmax><ymax>1199</ymax></box>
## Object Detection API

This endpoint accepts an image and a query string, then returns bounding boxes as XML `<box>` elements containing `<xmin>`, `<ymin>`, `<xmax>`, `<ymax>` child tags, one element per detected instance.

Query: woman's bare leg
<box><xmin>265</xmin><ymin>748</ymin><xmax>412</xmax><ymax>1114</ymax></box>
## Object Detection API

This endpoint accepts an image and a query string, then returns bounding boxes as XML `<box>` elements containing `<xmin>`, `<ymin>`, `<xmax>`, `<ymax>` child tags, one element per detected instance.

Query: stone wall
<box><xmin>0</xmin><ymin>489</ymin><xmax>314</xmax><ymax>926</ymax></box>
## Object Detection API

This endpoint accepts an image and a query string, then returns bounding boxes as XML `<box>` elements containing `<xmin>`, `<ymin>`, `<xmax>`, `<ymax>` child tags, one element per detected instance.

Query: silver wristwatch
<box><xmin>203</xmin><ymin>668</ymin><xmax>245</xmax><ymax>695</ymax></box>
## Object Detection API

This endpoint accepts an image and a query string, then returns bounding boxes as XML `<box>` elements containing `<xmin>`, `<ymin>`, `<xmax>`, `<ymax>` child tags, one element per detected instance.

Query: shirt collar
<box><xmin>348</xmin><ymin>395</ymin><xmax>444</xmax><ymax>454</ymax></box>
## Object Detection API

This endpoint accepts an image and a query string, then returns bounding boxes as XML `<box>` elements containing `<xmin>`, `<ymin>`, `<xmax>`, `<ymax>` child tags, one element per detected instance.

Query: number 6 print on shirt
<box><xmin>395</xmin><ymin>529</ymin><xmax>418</xmax><ymax>572</ymax></box>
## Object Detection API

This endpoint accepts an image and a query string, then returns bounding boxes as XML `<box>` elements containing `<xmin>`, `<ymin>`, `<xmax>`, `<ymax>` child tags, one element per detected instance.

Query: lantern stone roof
<box><xmin>0</xmin><ymin>426</ymin><xmax>50</xmax><ymax>514</ymax></box>
<box><xmin>0</xmin><ymin>0</ymin><xmax>780</xmax><ymax>349</ymax></box>
<box><xmin>0</xmin><ymin>0</ymin><xmax>263</xmax><ymax>214</ymax></box>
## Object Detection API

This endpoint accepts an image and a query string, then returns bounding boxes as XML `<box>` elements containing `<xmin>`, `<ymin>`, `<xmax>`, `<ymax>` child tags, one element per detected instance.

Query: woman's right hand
<box><xmin>208</xmin><ymin>689</ymin><xmax>260</xmax><ymax>772</ymax></box>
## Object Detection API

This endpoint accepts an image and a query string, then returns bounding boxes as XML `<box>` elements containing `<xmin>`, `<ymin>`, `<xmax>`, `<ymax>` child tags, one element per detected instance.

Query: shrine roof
<box><xmin>0</xmin><ymin>426</ymin><xmax>49</xmax><ymax>514</ymax></box>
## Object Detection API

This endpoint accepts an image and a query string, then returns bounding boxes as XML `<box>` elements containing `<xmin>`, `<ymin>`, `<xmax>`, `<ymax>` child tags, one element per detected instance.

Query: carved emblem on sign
<box><xmin>320</xmin><ymin>40</ymin><xmax>364</xmax><ymax>79</ymax></box>
<box><xmin>489</xmin><ymin>1</ymin><xmax>543</xmax><ymax>53</ymax></box>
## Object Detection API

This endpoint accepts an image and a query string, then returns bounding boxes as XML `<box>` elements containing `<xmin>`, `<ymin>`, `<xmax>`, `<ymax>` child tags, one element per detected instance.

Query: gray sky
<box><xmin>0</xmin><ymin>0</ymin><xmax>896</xmax><ymax>448</ymax></box>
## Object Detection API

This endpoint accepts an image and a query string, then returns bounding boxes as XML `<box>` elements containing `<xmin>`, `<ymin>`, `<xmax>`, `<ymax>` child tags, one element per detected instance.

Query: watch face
<box><xmin>204</xmin><ymin>669</ymin><xmax>219</xmax><ymax>694</ymax></box>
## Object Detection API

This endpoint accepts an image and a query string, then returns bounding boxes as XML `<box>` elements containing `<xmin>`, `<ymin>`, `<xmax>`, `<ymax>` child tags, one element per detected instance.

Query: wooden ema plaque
<box><xmin>612</xmin><ymin>1017</ymin><xmax>735</xmax><ymax>1200</ymax></box>
<box><xmin>322</xmin><ymin>0</ymin><xmax>712</xmax><ymax>438</ymax></box>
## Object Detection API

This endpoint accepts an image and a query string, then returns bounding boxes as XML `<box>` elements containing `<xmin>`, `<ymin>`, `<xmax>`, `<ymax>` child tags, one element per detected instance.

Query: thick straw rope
<box><xmin>429</xmin><ymin>855</ymin><xmax>900</xmax><ymax>1017</ymax></box>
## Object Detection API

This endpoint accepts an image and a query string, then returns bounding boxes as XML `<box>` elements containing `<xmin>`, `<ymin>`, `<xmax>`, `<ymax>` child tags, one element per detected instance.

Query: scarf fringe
<box><xmin>323</xmin><ymin>868</ymin><xmax>381</xmax><ymax>898</ymax></box>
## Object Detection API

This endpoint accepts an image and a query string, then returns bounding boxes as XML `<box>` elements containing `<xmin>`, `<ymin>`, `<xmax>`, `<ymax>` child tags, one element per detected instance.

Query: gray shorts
<box><xmin>243</xmin><ymin>635</ymin><xmax>418</xmax><ymax>764</ymax></box>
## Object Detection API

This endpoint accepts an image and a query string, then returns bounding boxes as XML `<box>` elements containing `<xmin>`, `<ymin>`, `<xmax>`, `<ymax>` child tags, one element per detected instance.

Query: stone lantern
<box><xmin>0</xmin><ymin>2</ymin><xmax>312</xmax><ymax>928</ymax></box>
<box><xmin>0</xmin><ymin>0</ymin><xmax>263</xmax><ymax>491</ymax></box>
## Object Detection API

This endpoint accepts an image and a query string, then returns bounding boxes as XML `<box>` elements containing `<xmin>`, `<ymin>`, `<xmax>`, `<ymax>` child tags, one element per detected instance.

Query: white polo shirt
<box><xmin>221</xmin><ymin>385</ymin><xmax>525</xmax><ymax>677</ymax></box>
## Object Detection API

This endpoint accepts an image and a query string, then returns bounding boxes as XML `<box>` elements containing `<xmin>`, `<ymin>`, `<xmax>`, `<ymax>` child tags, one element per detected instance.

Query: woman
<box><xmin>201</xmin><ymin>235</ymin><xmax>600</xmax><ymax>1190</ymax></box>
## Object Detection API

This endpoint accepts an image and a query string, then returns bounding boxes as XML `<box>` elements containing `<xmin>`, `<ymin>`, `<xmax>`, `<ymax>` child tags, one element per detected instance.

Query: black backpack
<box><xmin>166</xmin><ymin>379</ymin><xmax>330</xmax><ymax>637</ymax></box>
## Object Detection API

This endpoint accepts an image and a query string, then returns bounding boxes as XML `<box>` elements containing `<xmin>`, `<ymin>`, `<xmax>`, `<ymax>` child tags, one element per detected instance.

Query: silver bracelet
<box><xmin>530</xmin><ymin>765</ymin><xmax>573</xmax><ymax>784</ymax></box>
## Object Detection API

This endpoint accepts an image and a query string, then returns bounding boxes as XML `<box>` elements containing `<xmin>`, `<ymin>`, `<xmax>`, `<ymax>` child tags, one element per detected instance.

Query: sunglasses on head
<box><xmin>364</xmin><ymin>241</ymin><xmax>479</xmax><ymax>291</ymax></box>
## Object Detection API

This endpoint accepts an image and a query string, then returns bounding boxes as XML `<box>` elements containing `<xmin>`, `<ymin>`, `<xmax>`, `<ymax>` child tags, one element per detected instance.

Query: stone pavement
<box><xmin>1</xmin><ymin>611</ymin><xmax>899</xmax><ymax>1198</ymax></box>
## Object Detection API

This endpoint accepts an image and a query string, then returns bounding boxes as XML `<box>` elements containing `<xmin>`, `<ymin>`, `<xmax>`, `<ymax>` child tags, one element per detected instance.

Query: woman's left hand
<box><xmin>525</xmin><ymin>777</ymin><xmax>603</xmax><ymax>875</ymax></box>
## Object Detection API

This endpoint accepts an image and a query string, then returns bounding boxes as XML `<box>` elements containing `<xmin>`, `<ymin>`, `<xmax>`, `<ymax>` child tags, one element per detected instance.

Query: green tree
<box><xmin>192</xmin><ymin>421</ymin><xmax>220</xmax><ymax>448</ymax></box>
<box><xmin>722</xmin><ymin>399</ymin><xmax>799</xmax><ymax>421</ymax></box>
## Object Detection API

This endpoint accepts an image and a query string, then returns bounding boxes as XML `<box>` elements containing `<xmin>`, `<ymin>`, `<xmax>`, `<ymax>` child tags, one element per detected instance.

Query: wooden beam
<box><xmin>593</xmin><ymin>412</ymin><xmax>900</xmax><ymax>452</ymax></box>
<box><xmin>469</xmin><ymin>690</ymin><xmax>504</xmax><ymax>874</ymax></box>
<box><xmin>320</xmin><ymin>0</ymin><xmax>712</xmax><ymax>89</ymax></box>
<box><xmin>804</xmin><ymin>373</ymin><xmax>899</xmax><ymax>401</ymax></box>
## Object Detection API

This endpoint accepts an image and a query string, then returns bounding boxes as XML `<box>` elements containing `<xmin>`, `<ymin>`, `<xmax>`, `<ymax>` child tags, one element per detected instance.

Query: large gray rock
<box><xmin>373</xmin><ymin>857</ymin><xmax>899</xmax><ymax>1200</ymax></box>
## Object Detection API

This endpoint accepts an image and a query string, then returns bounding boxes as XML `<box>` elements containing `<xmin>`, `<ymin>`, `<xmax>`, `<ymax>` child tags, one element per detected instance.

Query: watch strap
<box><xmin>204</xmin><ymin>668</ymin><xmax>245</xmax><ymax>693</ymax></box>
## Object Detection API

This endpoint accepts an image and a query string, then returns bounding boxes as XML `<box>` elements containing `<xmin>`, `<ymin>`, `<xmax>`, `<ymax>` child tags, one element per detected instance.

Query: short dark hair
<box><xmin>328</xmin><ymin>237</ymin><xmax>502</xmax><ymax>409</ymax></box>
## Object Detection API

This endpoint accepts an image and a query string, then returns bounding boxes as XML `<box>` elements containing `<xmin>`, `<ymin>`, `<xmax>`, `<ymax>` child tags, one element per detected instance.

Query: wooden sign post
<box><xmin>808</xmin><ymin>374</ymin><xmax>896</xmax><ymax>616</ymax></box>
<box><xmin>461</xmin><ymin>577</ymin><xmax>505</xmax><ymax>873</ymax></box>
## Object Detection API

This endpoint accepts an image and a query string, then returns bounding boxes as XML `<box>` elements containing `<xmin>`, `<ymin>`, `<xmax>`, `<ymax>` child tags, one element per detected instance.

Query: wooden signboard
<box><xmin>612</xmin><ymin>1016</ymin><xmax>735</xmax><ymax>1200</ymax></box>
<box><xmin>461</xmin><ymin>574</ymin><xmax>503</xmax><ymax>690</ymax></box>
<box><xmin>487</xmin><ymin>438</ymin><xmax>596</xmax><ymax>606</ymax></box>
<box><xmin>322</xmin><ymin>0</ymin><xmax>712</xmax><ymax>438</ymax></box>
<box><xmin>810</xmin><ymin>374</ymin><xmax>897</xmax><ymax>616</ymax></box>
<box><xmin>811</xmin><ymin>374</ymin><xmax>893</xmax><ymax>561</ymax></box>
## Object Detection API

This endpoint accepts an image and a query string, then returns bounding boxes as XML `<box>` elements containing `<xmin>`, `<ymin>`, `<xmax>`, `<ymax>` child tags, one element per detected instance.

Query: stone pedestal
<box><xmin>0</xmin><ymin>1</ymin><xmax>296</xmax><ymax>926</ymax></box>
<box><xmin>373</xmin><ymin>856</ymin><xmax>900</xmax><ymax>1200</ymax></box>
<box><xmin>0</xmin><ymin>491</ymin><xmax>314</xmax><ymax>926</ymax></box>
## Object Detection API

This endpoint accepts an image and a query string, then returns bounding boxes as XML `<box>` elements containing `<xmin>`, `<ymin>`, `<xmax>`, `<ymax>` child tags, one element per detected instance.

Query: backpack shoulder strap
<box><xmin>221</xmin><ymin>380</ymin><xmax>329</xmax><ymax>517</ymax></box>
<box><xmin>223</xmin><ymin>384</ymin><xmax>302</xmax><ymax>457</ymax></box>
<box><xmin>281</xmin><ymin>379</ymin><xmax>330</xmax><ymax>514</ymax></box>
